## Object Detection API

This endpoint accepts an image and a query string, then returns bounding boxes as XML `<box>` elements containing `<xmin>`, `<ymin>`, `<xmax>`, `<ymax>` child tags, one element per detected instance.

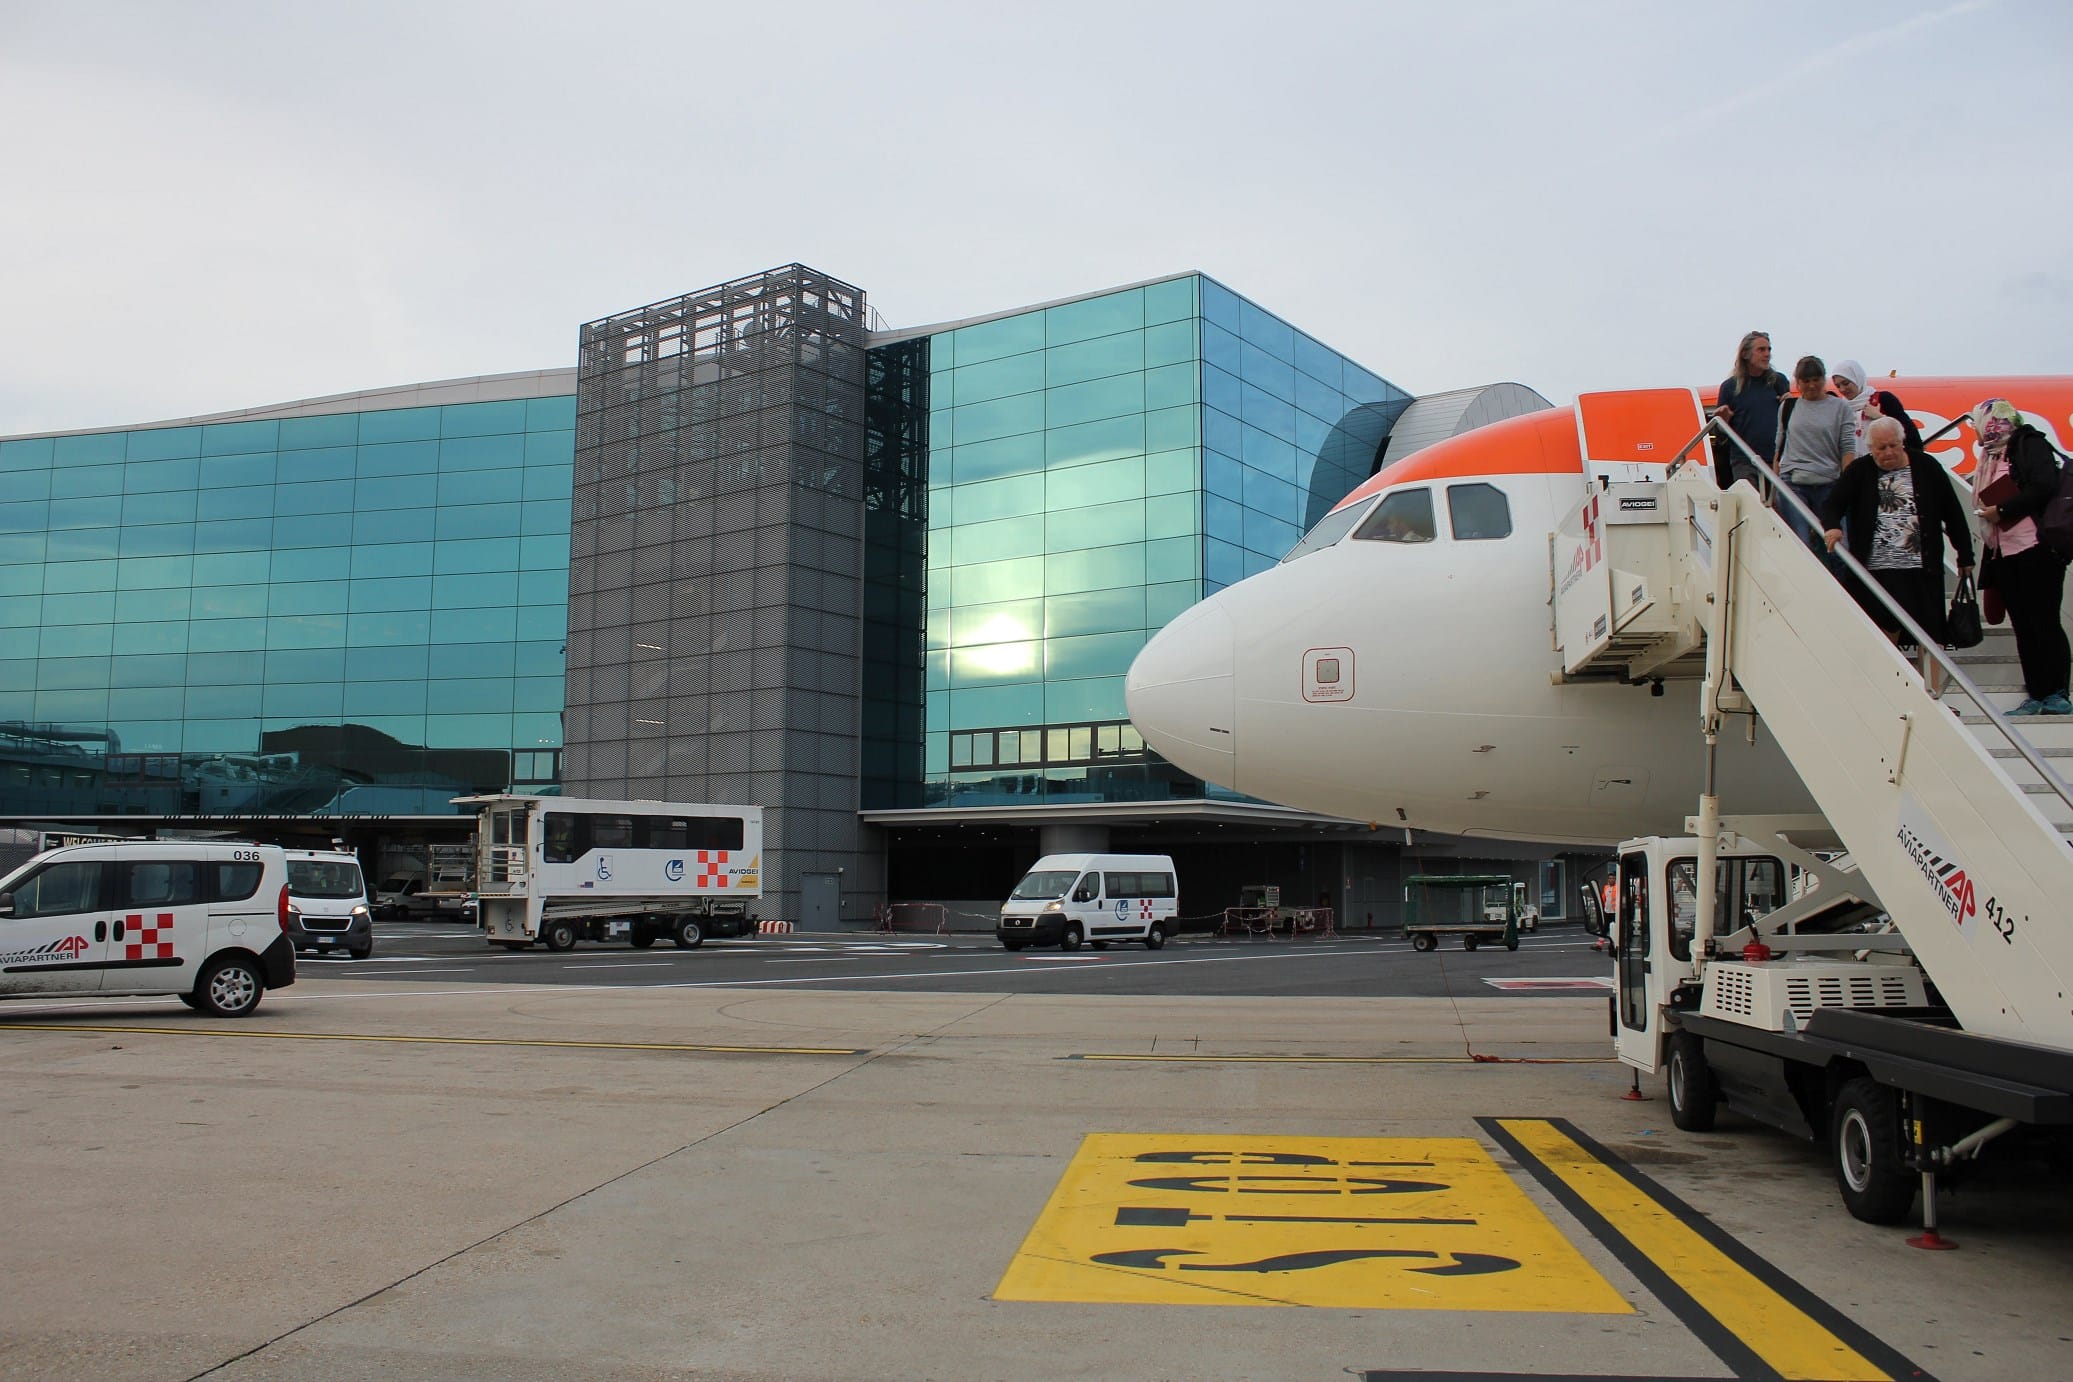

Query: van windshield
<box><xmin>289</xmin><ymin>860</ymin><xmax>365</xmax><ymax>899</ymax></box>
<box><xmin>1010</xmin><ymin>870</ymin><xmax>1080</xmax><ymax>901</ymax></box>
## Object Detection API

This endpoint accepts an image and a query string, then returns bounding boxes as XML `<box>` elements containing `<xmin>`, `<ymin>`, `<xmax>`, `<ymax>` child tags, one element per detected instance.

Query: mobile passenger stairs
<box><xmin>1552</xmin><ymin>388</ymin><xmax>2073</xmax><ymax>1233</ymax></box>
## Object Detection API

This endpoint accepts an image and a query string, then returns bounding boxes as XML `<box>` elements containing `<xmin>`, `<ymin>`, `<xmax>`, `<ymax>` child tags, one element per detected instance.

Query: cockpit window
<box><xmin>1352</xmin><ymin>488</ymin><xmax>1436</xmax><ymax>544</ymax></box>
<box><xmin>1447</xmin><ymin>482</ymin><xmax>1512</xmax><ymax>540</ymax></box>
<box><xmin>1279</xmin><ymin>500</ymin><xmax>1371</xmax><ymax>563</ymax></box>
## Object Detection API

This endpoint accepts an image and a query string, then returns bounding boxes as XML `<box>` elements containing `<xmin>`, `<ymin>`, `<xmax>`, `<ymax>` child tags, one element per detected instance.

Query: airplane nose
<box><xmin>1126</xmin><ymin>598</ymin><xmax>1237</xmax><ymax>788</ymax></box>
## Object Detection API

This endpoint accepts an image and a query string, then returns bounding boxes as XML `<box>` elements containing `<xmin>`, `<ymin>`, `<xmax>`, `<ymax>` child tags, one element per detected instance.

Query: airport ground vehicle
<box><xmin>373</xmin><ymin>842</ymin><xmax>474</xmax><ymax>918</ymax></box>
<box><xmin>0</xmin><ymin>840</ymin><xmax>296</xmax><ymax>1015</ymax></box>
<box><xmin>285</xmin><ymin>848</ymin><xmax>373</xmax><ymax>958</ymax></box>
<box><xmin>462</xmin><ymin>794</ymin><xmax>760</xmax><ymax>950</ymax></box>
<box><xmin>996</xmin><ymin>853</ymin><xmax>1178</xmax><ymax>951</ymax></box>
<box><xmin>1402</xmin><ymin>874</ymin><xmax>1520</xmax><ymax>952</ymax></box>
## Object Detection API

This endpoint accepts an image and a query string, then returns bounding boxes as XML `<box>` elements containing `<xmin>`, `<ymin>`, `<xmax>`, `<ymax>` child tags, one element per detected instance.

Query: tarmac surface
<box><xmin>1</xmin><ymin>951</ymin><xmax>2068</xmax><ymax>1381</ymax></box>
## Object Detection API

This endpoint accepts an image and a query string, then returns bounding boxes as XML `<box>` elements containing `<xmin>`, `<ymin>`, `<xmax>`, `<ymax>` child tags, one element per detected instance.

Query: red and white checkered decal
<box><xmin>1138</xmin><ymin>899</ymin><xmax>1154</xmax><ymax>920</ymax></box>
<box><xmin>125</xmin><ymin>912</ymin><xmax>175</xmax><ymax>960</ymax></box>
<box><xmin>695</xmin><ymin>851</ymin><xmax>731</xmax><ymax>889</ymax></box>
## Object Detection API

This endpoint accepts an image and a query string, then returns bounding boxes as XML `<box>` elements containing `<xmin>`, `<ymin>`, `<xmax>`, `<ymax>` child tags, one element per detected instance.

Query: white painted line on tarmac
<box><xmin>0</xmin><ymin>943</ymin><xmax>1609</xmax><ymax>1018</ymax></box>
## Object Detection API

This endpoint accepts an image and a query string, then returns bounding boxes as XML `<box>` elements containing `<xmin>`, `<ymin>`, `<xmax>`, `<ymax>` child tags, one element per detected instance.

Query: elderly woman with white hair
<box><xmin>1821</xmin><ymin>415</ymin><xmax>1974</xmax><ymax>694</ymax></box>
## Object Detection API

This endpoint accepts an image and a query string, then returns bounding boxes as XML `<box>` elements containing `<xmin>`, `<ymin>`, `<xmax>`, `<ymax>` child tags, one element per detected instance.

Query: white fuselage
<box><xmin>1127</xmin><ymin>468</ymin><xmax>1813</xmax><ymax>845</ymax></box>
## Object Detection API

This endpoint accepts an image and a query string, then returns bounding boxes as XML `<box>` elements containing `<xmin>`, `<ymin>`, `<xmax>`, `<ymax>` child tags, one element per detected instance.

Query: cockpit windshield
<box><xmin>1279</xmin><ymin>499</ymin><xmax>1373</xmax><ymax>563</ymax></box>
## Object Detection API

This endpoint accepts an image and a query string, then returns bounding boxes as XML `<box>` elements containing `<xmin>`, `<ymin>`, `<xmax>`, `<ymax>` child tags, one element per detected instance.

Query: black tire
<box><xmin>1463</xmin><ymin>934</ymin><xmax>1480</xmax><ymax>952</ymax></box>
<box><xmin>1061</xmin><ymin>923</ymin><xmax>1084</xmax><ymax>952</ymax></box>
<box><xmin>1666</xmin><ymin>1032</ymin><xmax>1718</xmax><ymax>1132</ymax></box>
<box><xmin>629</xmin><ymin>925</ymin><xmax>656</xmax><ymax>949</ymax></box>
<box><xmin>1505</xmin><ymin>939</ymin><xmax>1519</xmax><ymax>952</ymax></box>
<box><xmin>1001</xmin><ymin>940</ymin><xmax>1025</xmax><ymax>951</ymax></box>
<box><xmin>1144</xmin><ymin>923</ymin><xmax>1167</xmax><ymax>950</ymax></box>
<box><xmin>1411</xmin><ymin>932</ymin><xmax>1436</xmax><ymax>953</ymax></box>
<box><xmin>193</xmin><ymin>954</ymin><xmax>265</xmax><ymax>1018</ymax></box>
<box><xmin>1832</xmin><ymin>1077</ymin><xmax>1915</xmax><ymax>1224</ymax></box>
<box><xmin>542</xmin><ymin>919</ymin><xmax>577</xmax><ymax>952</ymax></box>
<box><xmin>673</xmin><ymin>917</ymin><xmax>705</xmax><ymax>949</ymax></box>
<box><xmin>348</xmin><ymin>943</ymin><xmax>373</xmax><ymax>960</ymax></box>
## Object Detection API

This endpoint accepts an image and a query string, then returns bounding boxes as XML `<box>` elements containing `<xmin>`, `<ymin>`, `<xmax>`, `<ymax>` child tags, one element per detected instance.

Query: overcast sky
<box><xmin>4</xmin><ymin>0</ymin><xmax>2069</xmax><ymax>437</ymax></box>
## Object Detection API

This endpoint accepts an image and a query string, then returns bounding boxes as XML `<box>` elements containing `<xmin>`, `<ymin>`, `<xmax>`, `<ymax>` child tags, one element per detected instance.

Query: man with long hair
<box><xmin>1714</xmin><ymin>330</ymin><xmax>1789</xmax><ymax>489</ymax></box>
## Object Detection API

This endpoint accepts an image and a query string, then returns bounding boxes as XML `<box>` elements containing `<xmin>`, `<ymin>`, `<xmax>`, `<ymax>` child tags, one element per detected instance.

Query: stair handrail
<box><xmin>1673</xmin><ymin>418</ymin><xmax>2073</xmax><ymax>820</ymax></box>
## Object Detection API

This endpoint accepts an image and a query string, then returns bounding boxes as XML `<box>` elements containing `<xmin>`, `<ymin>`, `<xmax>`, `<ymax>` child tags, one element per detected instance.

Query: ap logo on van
<box><xmin>664</xmin><ymin>859</ymin><xmax>684</xmax><ymax>882</ymax></box>
<box><xmin>1115</xmin><ymin>899</ymin><xmax>1130</xmax><ymax>918</ymax></box>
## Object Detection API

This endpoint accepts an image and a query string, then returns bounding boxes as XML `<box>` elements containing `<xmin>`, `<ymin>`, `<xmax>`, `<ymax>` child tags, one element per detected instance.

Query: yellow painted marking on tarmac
<box><xmin>1496</xmin><ymin>1119</ymin><xmax>1889</xmax><ymax>1381</ymax></box>
<box><xmin>995</xmin><ymin>1132</ymin><xmax>1630</xmax><ymax>1312</ymax></box>
<box><xmin>1074</xmin><ymin>1054</ymin><xmax>1612</xmax><ymax>1064</ymax></box>
<box><xmin>0</xmin><ymin>1022</ymin><xmax>860</xmax><ymax>1055</ymax></box>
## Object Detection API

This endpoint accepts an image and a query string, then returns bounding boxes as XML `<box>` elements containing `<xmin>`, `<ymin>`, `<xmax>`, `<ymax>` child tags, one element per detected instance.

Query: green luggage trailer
<box><xmin>1401</xmin><ymin>874</ymin><xmax>1520</xmax><ymax>952</ymax></box>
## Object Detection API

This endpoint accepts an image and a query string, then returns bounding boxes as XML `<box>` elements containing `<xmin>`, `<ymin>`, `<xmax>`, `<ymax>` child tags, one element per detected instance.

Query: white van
<box><xmin>284</xmin><ymin>849</ymin><xmax>373</xmax><ymax>959</ymax></box>
<box><xmin>997</xmin><ymin>853</ymin><xmax>1179</xmax><ymax>952</ymax></box>
<box><xmin>0</xmin><ymin>840</ymin><xmax>297</xmax><ymax>1016</ymax></box>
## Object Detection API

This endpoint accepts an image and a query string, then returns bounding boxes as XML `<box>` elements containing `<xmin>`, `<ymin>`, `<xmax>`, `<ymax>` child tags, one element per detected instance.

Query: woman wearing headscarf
<box><xmin>1830</xmin><ymin>359</ymin><xmax>1923</xmax><ymax>458</ymax></box>
<box><xmin>1974</xmin><ymin>398</ymin><xmax>2070</xmax><ymax>715</ymax></box>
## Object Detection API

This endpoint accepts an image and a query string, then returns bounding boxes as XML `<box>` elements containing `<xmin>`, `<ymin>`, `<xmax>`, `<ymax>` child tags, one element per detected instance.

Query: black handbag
<box><xmin>1946</xmin><ymin>573</ymin><xmax>1984</xmax><ymax>649</ymax></box>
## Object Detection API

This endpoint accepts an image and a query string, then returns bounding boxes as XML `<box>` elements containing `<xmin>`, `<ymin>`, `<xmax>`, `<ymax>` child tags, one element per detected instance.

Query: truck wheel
<box><xmin>1504</xmin><ymin>939</ymin><xmax>1519</xmax><ymax>951</ymax></box>
<box><xmin>1061</xmin><ymin>923</ymin><xmax>1084</xmax><ymax>952</ymax></box>
<box><xmin>1666</xmin><ymin>1032</ymin><xmax>1718</xmax><ymax>1132</ymax></box>
<box><xmin>348</xmin><ymin>942</ymin><xmax>373</xmax><ymax>960</ymax></box>
<box><xmin>542</xmin><ymin>919</ymin><xmax>577</xmax><ymax>952</ymax></box>
<box><xmin>673</xmin><ymin>917</ymin><xmax>705</xmax><ymax>949</ymax></box>
<box><xmin>1832</xmin><ymin>1078</ymin><xmax>1914</xmax><ymax>1224</ymax></box>
<box><xmin>193</xmin><ymin>955</ymin><xmax>264</xmax><ymax>1018</ymax></box>
<box><xmin>629</xmin><ymin>924</ymin><xmax>656</xmax><ymax>949</ymax></box>
<box><xmin>1411</xmin><ymin>932</ymin><xmax>1436</xmax><ymax>953</ymax></box>
<box><xmin>1144</xmin><ymin>922</ymin><xmax>1167</xmax><ymax>950</ymax></box>
<box><xmin>1001</xmin><ymin>940</ymin><xmax>1025</xmax><ymax>952</ymax></box>
<box><xmin>1463</xmin><ymin>934</ymin><xmax>1480</xmax><ymax>952</ymax></box>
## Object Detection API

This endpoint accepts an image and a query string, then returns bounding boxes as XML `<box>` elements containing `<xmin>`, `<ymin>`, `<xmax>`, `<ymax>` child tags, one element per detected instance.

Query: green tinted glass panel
<box><xmin>1046</xmin><ymin>499</ymin><xmax>1145</xmax><ymax>552</ymax></box>
<box><xmin>51</xmin><ymin>434</ymin><xmax>125</xmax><ymax>465</ymax></box>
<box><xmin>1047</xmin><ymin>291</ymin><xmax>1143</xmax><ymax>346</ymax></box>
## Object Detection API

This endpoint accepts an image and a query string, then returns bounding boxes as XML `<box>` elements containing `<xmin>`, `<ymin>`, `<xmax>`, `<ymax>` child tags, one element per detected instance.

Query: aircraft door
<box><xmin>1614</xmin><ymin>850</ymin><xmax>1660</xmax><ymax>1071</ymax></box>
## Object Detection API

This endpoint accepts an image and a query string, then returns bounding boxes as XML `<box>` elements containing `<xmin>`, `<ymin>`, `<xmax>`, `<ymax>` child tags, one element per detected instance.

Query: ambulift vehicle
<box><xmin>461</xmin><ymin>794</ymin><xmax>761</xmax><ymax>950</ymax></box>
<box><xmin>1401</xmin><ymin>874</ymin><xmax>1520</xmax><ymax>952</ymax></box>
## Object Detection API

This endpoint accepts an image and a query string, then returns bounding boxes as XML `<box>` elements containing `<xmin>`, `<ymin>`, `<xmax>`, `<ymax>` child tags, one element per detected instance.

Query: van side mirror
<box><xmin>1073</xmin><ymin>882</ymin><xmax>1096</xmax><ymax>903</ymax></box>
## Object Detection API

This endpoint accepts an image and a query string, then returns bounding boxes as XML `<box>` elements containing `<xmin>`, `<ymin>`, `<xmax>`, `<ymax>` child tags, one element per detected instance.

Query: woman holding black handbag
<box><xmin>1972</xmin><ymin>398</ymin><xmax>2071</xmax><ymax>715</ymax></box>
<box><xmin>1821</xmin><ymin>416</ymin><xmax>1974</xmax><ymax>695</ymax></box>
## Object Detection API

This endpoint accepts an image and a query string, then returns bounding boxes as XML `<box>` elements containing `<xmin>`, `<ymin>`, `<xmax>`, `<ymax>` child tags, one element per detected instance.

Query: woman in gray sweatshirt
<box><xmin>1774</xmin><ymin>354</ymin><xmax>1855</xmax><ymax>565</ymax></box>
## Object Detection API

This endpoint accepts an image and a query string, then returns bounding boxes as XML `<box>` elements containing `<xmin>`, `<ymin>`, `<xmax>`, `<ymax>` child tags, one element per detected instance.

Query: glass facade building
<box><xmin>0</xmin><ymin>265</ymin><xmax>1577</xmax><ymax>925</ymax></box>
<box><xmin>0</xmin><ymin>386</ymin><xmax>574</xmax><ymax>816</ymax></box>
<box><xmin>906</xmin><ymin>273</ymin><xmax>1408</xmax><ymax>809</ymax></box>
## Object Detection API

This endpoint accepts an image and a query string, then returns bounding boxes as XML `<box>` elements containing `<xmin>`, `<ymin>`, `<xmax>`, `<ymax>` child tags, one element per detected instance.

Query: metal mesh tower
<box><xmin>565</xmin><ymin>265</ymin><xmax>872</xmax><ymax>925</ymax></box>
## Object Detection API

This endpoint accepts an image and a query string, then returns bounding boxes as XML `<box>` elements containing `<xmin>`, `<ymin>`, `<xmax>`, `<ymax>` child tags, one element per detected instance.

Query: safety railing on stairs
<box><xmin>1672</xmin><ymin>416</ymin><xmax>2073</xmax><ymax>822</ymax></box>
